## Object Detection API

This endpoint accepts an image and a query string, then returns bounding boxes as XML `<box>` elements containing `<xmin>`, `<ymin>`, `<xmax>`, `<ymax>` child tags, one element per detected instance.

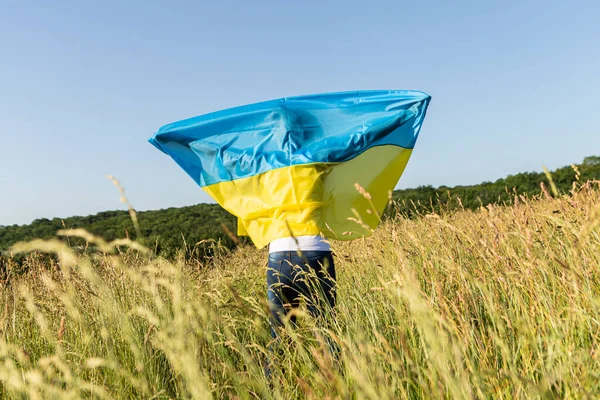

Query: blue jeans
<box><xmin>266</xmin><ymin>251</ymin><xmax>336</xmax><ymax>337</ymax></box>
<box><xmin>264</xmin><ymin>251</ymin><xmax>338</xmax><ymax>379</ymax></box>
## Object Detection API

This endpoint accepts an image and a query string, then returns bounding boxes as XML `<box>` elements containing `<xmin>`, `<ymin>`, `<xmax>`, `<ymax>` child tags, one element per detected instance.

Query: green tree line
<box><xmin>390</xmin><ymin>155</ymin><xmax>600</xmax><ymax>217</ymax></box>
<box><xmin>0</xmin><ymin>204</ymin><xmax>239</xmax><ymax>262</ymax></box>
<box><xmin>1</xmin><ymin>156</ymin><xmax>599</xmax><ymax>263</ymax></box>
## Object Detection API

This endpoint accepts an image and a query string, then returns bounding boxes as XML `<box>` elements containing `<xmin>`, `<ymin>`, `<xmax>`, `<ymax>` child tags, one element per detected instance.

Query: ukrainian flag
<box><xmin>149</xmin><ymin>90</ymin><xmax>431</xmax><ymax>249</ymax></box>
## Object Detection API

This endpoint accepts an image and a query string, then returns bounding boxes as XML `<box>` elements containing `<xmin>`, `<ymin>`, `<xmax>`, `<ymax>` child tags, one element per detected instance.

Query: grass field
<box><xmin>1</xmin><ymin>179</ymin><xmax>599</xmax><ymax>399</ymax></box>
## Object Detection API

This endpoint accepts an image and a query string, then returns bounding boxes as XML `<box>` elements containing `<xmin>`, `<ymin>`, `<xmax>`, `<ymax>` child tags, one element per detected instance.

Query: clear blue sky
<box><xmin>1</xmin><ymin>0</ymin><xmax>599</xmax><ymax>226</ymax></box>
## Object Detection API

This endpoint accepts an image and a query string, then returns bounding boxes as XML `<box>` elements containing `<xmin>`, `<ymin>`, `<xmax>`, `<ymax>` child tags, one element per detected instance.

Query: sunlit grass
<box><xmin>1</xmin><ymin>180</ymin><xmax>599</xmax><ymax>399</ymax></box>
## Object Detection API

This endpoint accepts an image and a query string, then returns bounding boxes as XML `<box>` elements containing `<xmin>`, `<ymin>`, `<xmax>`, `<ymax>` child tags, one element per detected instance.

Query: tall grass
<box><xmin>1</xmin><ymin>180</ymin><xmax>599</xmax><ymax>399</ymax></box>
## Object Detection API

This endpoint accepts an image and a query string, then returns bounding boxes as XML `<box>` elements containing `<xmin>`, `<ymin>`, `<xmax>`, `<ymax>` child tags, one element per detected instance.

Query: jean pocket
<box><xmin>267</xmin><ymin>258</ymin><xmax>284</xmax><ymax>271</ymax></box>
<box><xmin>269</xmin><ymin>250</ymin><xmax>295</xmax><ymax>263</ymax></box>
<box><xmin>299</xmin><ymin>251</ymin><xmax>330</xmax><ymax>262</ymax></box>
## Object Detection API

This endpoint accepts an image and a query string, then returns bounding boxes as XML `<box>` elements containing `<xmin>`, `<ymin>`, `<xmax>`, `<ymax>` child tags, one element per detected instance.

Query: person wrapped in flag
<box><xmin>149</xmin><ymin>90</ymin><xmax>431</xmax><ymax>364</ymax></box>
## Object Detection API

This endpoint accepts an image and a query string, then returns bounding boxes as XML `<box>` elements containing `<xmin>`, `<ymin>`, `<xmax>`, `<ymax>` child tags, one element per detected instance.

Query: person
<box><xmin>264</xmin><ymin>234</ymin><xmax>337</xmax><ymax>378</ymax></box>
<box><xmin>266</xmin><ymin>235</ymin><xmax>335</xmax><ymax>335</ymax></box>
<box><xmin>148</xmin><ymin>89</ymin><xmax>432</xmax><ymax>380</ymax></box>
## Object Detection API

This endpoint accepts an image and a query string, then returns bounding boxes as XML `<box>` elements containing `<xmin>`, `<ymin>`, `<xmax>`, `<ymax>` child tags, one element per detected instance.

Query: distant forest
<box><xmin>391</xmin><ymin>156</ymin><xmax>600</xmax><ymax>217</ymax></box>
<box><xmin>2</xmin><ymin>156</ymin><xmax>599</xmax><ymax>261</ymax></box>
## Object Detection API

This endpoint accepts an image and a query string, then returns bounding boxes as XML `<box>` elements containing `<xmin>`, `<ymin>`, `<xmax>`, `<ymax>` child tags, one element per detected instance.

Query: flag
<box><xmin>149</xmin><ymin>90</ymin><xmax>431</xmax><ymax>248</ymax></box>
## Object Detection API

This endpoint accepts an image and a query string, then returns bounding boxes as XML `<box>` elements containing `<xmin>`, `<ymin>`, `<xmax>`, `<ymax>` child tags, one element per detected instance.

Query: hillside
<box><xmin>391</xmin><ymin>155</ymin><xmax>600</xmax><ymax>216</ymax></box>
<box><xmin>0</xmin><ymin>204</ymin><xmax>238</xmax><ymax>260</ymax></box>
<box><xmin>1</xmin><ymin>156</ymin><xmax>599</xmax><ymax>259</ymax></box>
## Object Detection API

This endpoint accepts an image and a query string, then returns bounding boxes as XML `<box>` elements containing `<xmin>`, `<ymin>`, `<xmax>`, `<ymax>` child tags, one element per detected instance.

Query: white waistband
<box><xmin>268</xmin><ymin>236</ymin><xmax>331</xmax><ymax>253</ymax></box>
